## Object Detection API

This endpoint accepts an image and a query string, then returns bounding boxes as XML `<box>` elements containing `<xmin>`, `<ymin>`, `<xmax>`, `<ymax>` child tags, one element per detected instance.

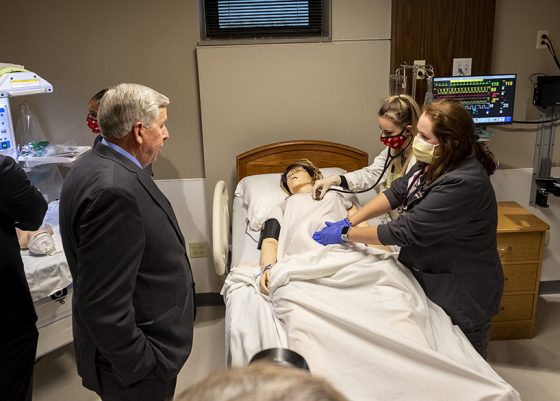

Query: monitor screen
<box><xmin>432</xmin><ymin>74</ymin><xmax>517</xmax><ymax>125</ymax></box>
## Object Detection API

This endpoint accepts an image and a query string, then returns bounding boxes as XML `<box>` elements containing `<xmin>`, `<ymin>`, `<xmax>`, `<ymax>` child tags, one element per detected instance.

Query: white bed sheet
<box><xmin>224</xmin><ymin>184</ymin><xmax>521</xmax><ymax>401</ymax></box>
<box><xmin>231</xmin><ymin>195</ymin><xmax>260</xmax><ymax>267</ymax></box>
<box><xmin>21</xmin><ymin>200</ymin><xmax>71</xmax><ymax>302</ymax></box>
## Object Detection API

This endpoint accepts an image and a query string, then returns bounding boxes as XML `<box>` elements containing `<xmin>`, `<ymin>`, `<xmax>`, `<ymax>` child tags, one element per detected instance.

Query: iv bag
<box><xmin>424</xmin><ymin>76</ymin><xmax>434</xmax><ymax>105</ymax></box>
<box><xmin>15</xmin><ymin>102</ymin><xmax>47</xmax><ymax>152</ymax></box>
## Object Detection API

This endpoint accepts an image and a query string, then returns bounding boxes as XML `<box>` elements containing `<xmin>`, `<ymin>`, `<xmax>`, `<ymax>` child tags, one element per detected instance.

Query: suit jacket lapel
<box><xmin>93</xmin><ymin>138</ymin><xmax>186</xmax><ymax>247</ymax></box>
<box><xmin>136</xmin><ymin>172</ymin><xmax>185</xmax><ymax>246</ymax></box>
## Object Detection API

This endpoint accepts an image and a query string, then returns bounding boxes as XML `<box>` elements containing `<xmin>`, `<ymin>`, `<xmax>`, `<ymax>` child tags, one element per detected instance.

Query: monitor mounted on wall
<box><xmin>432</xmin><ymin>74</ymin><xmax>517</xmax><ymax>125</ymax></box>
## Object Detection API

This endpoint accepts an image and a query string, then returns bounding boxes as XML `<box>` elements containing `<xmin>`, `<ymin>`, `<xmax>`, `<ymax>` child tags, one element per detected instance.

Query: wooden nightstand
<box><xmin>490</xmin><ymin>201</ymin><xmax>550</xmax><ymax>340</ymax></box>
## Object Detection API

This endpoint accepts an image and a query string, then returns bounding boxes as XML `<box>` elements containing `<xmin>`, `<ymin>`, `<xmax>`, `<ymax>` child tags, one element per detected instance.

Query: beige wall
<box><xmin>489</xmin><ymin>0</ymin><xmax>560</xmax><ymax>169</ymax></box>
<box><xmin>1</xmin><ymin>0</ymin><xmax>204</xmax><ymax>179</ymax></box>
<box><xmin>199</xmin><ymin>0</ymin><xmax>392</xmax><ymax>197</ymax></box>
<box><xmin>2</xmin><ymin>0</ymin><xmax>558</xmax><ymax>180</ymax></box>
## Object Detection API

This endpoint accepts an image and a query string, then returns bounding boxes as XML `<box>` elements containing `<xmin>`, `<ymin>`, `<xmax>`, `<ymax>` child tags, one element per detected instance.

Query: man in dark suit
<box><xmin>0</xmin><ymin>154</ymin><xmax>48</xmax><ymax>401</ymax></box>
<box><xmin>60</xmin><ymin>83</ymin><xmax>195</xmax><ymax>401</ymax></box>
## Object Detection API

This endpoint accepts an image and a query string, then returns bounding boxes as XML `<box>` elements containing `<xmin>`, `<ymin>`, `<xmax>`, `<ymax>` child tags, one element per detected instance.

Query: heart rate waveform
<box><xmin>432</xmin><ymin>74</ymin><xmax>517</xmax><ymax>125</ymax></box>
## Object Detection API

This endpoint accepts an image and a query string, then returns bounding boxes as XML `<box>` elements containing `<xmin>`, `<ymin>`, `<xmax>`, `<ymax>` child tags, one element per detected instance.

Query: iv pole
<box><xmin>393</xmin><ymin>63</ymin><xmax>434</xmax><ymax>99</ymax></box>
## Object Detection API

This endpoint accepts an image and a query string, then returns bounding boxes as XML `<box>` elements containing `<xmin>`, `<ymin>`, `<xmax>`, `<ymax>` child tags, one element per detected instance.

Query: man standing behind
<box><xmin>60</xmin><ymin>83</ymin><xmax>195</xmax><ymax>401</ymax></box>
<box><xmin>0</xmin><ymin>154</ymin><xmax>47</xmax><ymax>401</ymax></box>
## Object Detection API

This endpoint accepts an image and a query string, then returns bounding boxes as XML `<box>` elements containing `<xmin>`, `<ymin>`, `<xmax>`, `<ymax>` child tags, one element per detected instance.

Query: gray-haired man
<box><xmin>60</xmin><ymin>83</ymin><xmax>195</xmax><ymax>401</ymax></box>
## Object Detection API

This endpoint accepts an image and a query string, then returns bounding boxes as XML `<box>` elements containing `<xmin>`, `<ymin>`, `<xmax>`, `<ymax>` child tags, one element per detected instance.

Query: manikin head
<box><xmin>280</xmin><ymin>159</ymin><xmax>323</xmax><ymax>195</ymax></box>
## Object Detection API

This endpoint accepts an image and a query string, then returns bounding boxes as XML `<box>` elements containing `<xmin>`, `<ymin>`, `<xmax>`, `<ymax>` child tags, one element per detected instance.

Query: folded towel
<box><xmin>0</xmin><ymin>63</ymin><xmax>27</xmax><ymax>77</ymax></box>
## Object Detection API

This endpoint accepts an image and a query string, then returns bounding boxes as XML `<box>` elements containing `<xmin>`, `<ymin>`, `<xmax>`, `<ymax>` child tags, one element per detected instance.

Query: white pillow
<box><xmin>235</xmin><ymin>167</ymin><xmax>348</xmax><ymax>231</ymax></box>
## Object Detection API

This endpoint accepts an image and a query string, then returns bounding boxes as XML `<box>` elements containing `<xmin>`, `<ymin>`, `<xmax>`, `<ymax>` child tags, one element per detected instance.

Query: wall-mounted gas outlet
<box><xmin>189</xmin><ymin>242</ymin><xmax>208</xmax><ymax>258</ymax></box>
<box><xmin>414</xmin><ymin>60</ymin><xmax>426</xmax><ymax>79</ymax></box>
<box><xmin>536</xmin><ymin>30</ymin><xmax>549</xmax><ymax>49</ymax></box>
<box><xmin>452</xmin><ymin>58</ymin><xmax>472</xmax><ymax>76</ymax></box>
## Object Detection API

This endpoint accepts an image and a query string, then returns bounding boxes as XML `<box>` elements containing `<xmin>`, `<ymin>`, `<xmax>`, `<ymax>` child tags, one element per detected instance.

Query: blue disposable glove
<box><xmin>312</xmin><ymin>218</ymin><xmax>351</xmax><ymax>246</ymax></box>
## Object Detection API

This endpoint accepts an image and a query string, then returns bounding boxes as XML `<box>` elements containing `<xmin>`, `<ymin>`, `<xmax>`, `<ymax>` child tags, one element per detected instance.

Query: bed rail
<box><xmin>212</xmin><ymin>180</ymin><xmax>231</xmax><ymax>276</ymax></box>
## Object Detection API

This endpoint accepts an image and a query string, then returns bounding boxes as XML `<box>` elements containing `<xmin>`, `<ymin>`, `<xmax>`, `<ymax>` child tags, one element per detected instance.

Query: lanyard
<box><xmin>397</xmin><ymin>171</ymin><xmax>423</xmax><ymax>214</ymax></box>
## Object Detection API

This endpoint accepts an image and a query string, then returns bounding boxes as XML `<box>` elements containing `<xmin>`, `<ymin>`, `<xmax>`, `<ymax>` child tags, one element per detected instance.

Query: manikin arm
<box><xmin>259</xmin><ymin>238</ymin><xmax>277</xmax><ymax>295</ymax></box>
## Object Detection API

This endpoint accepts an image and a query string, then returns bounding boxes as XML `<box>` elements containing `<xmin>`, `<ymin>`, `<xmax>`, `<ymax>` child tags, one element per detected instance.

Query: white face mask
<box><xmin>412</xmin><ymin>135</ymin><xmax>438</xmax><ymax>164</ymax></box>
<box><xmin>28</xmin><ymin>231</ymin><xmax>56</xmax><ymax>256</ymax></box>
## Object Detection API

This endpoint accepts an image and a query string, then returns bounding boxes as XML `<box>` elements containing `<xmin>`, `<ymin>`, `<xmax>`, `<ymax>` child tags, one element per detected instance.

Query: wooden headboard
<box><xmin>236</xmin><ymin>140</ymin><xmax>369</xmax><ymax>182</ymax></box>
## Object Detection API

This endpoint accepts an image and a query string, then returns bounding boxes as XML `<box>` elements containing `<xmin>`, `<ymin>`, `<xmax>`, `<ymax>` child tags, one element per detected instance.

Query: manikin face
<box><xmin>286</xmin><ymin>166</ymin><xmax>313</xmax><ymax>194</ymax></box>
<box><xmin>137</xmin><ymin>107</ymin><xmax>169</xmax><ymax>168</ymax></box>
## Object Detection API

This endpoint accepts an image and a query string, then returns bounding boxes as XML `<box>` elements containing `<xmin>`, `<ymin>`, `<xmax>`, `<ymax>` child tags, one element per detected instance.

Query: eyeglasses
<box><xmin>287</xmin><ymin>167</ymin><xmax>306</xmax><ymax>178</ymax></box>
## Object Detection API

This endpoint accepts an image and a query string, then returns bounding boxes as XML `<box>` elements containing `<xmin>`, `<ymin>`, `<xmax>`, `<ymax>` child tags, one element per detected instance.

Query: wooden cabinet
<box><xmin>490</xmin><ymin>201</ymin><xmax>549</xmax><ymax>340</ymax></box>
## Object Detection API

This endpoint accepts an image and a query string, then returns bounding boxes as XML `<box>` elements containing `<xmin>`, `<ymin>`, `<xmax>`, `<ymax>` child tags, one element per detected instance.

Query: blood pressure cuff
<box><xmin>257</xmin><ymin>218</ymin><xmax>281</xmax><ymax>250</ymax></box>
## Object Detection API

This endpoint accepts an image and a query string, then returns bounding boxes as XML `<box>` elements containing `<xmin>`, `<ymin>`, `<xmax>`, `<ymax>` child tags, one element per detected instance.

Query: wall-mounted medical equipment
<box><xmin>0</xmin><ymin>64</ymin><xmax>53</xmax><ymax>158</ymax></box>
<box><xmin>431</xmin><ymin>74</ymin><xmax>517</xmax><ymax>141</ymax></box>
<box><xmin>533</xmin><ymin>75</ymin><xmax>560</xmax><ymax>110</ymax></box>
<box><xmin>432</xmin><ymin>74</ymin><xmax>517</xmax><ymax>126</ymax></box>
<box><xmin>390</xmin><ymin>63</ymin><xmax>435</xmax><ymax>100</ymax></box>
<box><xmin>530</xmin><ymin>76</ymin><xmax>560</xmax><ymax>207</ymax></box>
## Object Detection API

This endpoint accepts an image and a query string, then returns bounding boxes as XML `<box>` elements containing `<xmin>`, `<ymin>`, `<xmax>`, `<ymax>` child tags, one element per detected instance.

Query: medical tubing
<box><xmin>542</xmin><ymin>35</ymin><xmax>560</xmax><ymax>70</ymax></box>
<box><xmin>512</xmin><ymin>116</ymin><xmax>560</xmax><ymax>124</ymax></box>
<box><xmin>328</xmin><ymin>144</ymin><xmax>406</xmax><ymax>195</ymax></box>
<box><xmin>245</xmin><ymin>221</ymin><xmax>260</xmax><ymax>243</ymax></box>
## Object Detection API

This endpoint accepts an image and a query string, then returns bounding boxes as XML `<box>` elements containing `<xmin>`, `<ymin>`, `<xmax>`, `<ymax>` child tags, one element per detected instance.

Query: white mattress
<box><xmin>21</xmin><ymin>201</ymin><xmax>72</xmax><ymax>302</ymax></box>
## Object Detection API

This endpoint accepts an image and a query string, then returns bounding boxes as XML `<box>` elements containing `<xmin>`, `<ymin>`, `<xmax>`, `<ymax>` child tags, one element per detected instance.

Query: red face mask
<box><xmin>379</xmin><ymin>128</ymin><xmax>408</xmax><ymax>149</ymax></box>
<box><xmin>86</xmin><ymin>115</ymin><xmax>100</xmax><ymax>134</ymax></box>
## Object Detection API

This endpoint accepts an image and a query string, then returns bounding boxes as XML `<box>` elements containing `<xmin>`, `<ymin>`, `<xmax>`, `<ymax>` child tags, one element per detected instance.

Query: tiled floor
<box><xmin>33</xmin><ymin>307</ymin><xmax>225</xmax><ymax>401</ymax></box>
<box><xmin>33</xmin><ymin>296</ymin><xmax>560</xmax><ymax>401</ymax></box>
<box><xmin>487</xmin><ymin>294</ymin><xmax>560</xmax><ymax>401</ymax></box>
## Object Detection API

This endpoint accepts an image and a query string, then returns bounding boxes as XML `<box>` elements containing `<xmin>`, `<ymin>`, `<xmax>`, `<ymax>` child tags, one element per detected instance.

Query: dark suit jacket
<box><xmin>0</xmin><ymin>155</ymin><xmax>47</xmax><ymax>341</ymax></box>
<box><xmin>59</xmin><ymin>138</ymin><xmax>194</xmax><ymax>392</ymax></box>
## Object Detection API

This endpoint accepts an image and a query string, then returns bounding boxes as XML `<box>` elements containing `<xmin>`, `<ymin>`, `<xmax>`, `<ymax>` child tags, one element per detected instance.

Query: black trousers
<box><xmin>461</xmin><ymin>320</ymin><xmax>491</xmax><ymax>359</ymax></box>
<box><xmin>96</xmin><ymin>354</ymin><xmax>177</xmax><ymax>401</ymax></box>
<box><xmin>0</xmin><ymin>325</ymin><xmax>38</xmax><ymax>401</ymax></box>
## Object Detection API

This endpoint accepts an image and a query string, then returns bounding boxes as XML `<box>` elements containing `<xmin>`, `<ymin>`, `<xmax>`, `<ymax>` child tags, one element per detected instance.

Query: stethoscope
<box><xmin>326</xmin><ymin>131</ymin><xmax>413</xmax><ymax>196</ymax></box>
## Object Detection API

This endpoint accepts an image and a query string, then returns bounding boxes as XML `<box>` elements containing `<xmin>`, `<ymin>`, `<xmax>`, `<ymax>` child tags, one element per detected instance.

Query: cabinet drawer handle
<box><xmin>498</xmin><ymin>245</ymin><xmax>512</xmax><ymax>257</ymax></box>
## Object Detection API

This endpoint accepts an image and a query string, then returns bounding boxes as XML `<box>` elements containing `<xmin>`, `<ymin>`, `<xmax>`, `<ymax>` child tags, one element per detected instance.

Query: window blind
<box><xmin>202</xmin><ymin>0</ymin><xmax>328</xmax><ymax>40</ymax></box>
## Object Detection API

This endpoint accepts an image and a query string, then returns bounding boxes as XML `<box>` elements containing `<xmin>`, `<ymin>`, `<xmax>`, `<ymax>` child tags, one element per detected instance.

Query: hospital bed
<box><xmin>21</xmin><ymin>200</ymin><xmax>73</xmax><ymax>358</ymax></box>
<box><xmin>213</xmin><ymin>140</ymin><xmax>521</xmax><ymax>401</ymax></box>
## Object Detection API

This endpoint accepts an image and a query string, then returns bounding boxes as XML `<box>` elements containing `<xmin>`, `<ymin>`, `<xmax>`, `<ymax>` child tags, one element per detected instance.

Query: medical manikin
<box><xmin>258</xmin><ymin>159</ymin><xmax>377</xmax><ymax>294</ymax></box>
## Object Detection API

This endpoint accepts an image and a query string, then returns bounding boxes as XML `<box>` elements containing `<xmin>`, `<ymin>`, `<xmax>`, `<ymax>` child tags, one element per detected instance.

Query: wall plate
<box><xmin>452</xmin><ymin>58</ymin><xmax>472</xmax><ymax>76</ymax></box>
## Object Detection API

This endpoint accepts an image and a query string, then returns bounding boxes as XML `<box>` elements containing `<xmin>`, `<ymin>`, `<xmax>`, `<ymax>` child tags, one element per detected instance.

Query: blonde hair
<box><xmin>379</xmin><ymin>94</ymin><xmax>421</xmax><ymax>179</ymax></box>
<box><xmin>280</xmin><ymin>159</ymin><xmax>323</xmax><ymax>195</ymax></box>
<box><xmin>176</xmin><ymin>362</ymin><xmax>349</xmax><ymax>401</ymax></box>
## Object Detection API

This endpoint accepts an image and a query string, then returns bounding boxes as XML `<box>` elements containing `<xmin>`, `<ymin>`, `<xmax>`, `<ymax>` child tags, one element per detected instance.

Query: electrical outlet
<box><xmin>414</xmin><ymin>60</ymin><xmax>426</xmax><ymax>80</ymax></box>
<box><xmin>452</xmin><ymin>58</ymin><xmax>472</xmax><ymax>76</ymax></box>
<box><xmin>189</xmin><ymin>242</ymin><xmax>208</xmax><ymax>258</ymax></box>
<box><xmin>536</xmin><ymin>30</ymin><xmax>549</xmax><ymax>49</ymax></box>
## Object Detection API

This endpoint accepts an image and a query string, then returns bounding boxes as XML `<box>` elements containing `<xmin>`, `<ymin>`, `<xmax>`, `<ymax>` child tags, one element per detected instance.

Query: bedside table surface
<box><xmin>497</xmin><ymin>201</ymin><xmax>550</xmax><ymax>233</ymax></box>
